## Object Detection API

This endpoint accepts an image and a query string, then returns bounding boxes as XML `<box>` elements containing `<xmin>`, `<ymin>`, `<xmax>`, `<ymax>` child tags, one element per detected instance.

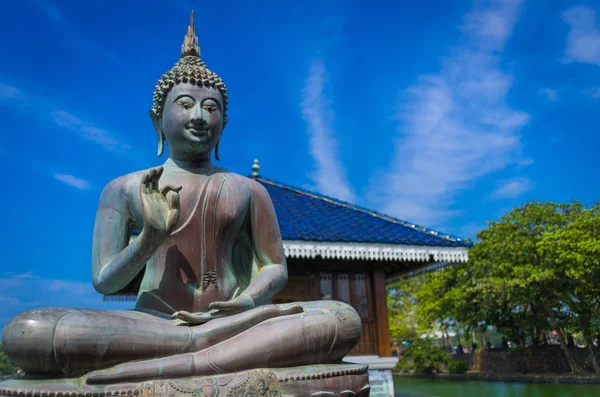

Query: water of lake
<box><xmin>394</xmin><ymin>377</ymin><xmax>600</xmax><ymax>397</ymax></box>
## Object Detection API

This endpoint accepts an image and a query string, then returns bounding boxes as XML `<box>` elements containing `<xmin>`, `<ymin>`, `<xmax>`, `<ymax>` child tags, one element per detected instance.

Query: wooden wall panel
<box><xmin>349</xmin><ymin>320</ymin><xmax>378</xmax><ymax>355</ymax></box>
<box><xmin>273</xmin><ymin>276</ymin><xmax>315</xmax><ymax>303</ymax></box>
<box><xmin>373</xmin><ymin>270</ymin><xmax>391</xmax><ymax>357</ymax></box>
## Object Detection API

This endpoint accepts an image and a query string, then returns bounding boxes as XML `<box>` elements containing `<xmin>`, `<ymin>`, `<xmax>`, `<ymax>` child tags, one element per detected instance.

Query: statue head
<box><xmin>150</xmin><ymin>11</ymin><xmax>229</xmax><ymax>160</ymax></box>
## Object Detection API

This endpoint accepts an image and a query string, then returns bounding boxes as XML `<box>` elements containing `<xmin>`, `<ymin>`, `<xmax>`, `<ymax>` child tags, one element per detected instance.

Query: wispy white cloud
<box><xmin>0</xmin><ymin>135</ymin><xmax>94</xmax><ymax>191</ymax></box>
<box><xmin>51</xmin><ymin>110</ymin><xmax>131</xmax><ymax>153</ymax></box>
<box><xmin>460</xmin><ymin>1</ymin><xmax>519</xmax><ymax>47</ymax></box>
<box><xmin>301</xmin><ymin>60</ymin><xmax>355</xmax><ymax>202</ymax></box>
<box><xmin>0</xmin><ymin>272</ymin><xmax>131</xmax><ymax>329</ymax></box>
<box><xmin>54</xmin><ymin>173</ymin><xmax>91</xmax><ymax>190</ymax></box>
<box><xmin>490</xmin><ymin>177</ymin><xmax>534</xmax><ymax>200</ymax></box>
<box><xmin>32</xmin><ymin>0</ymin><xmax>128</xmax><ymax>66</ymax></box>
<box><xmin>518</xmin><ymin>158</ymin><xmax>534</xmax><ymax>166</ymax></box>
<box><xmin>0</xmin><ymin>83</ymin><xmax>34</xmax><ymax>108</ymax></box>
<box><xmin>371</xmin><ymin>0</ymin><xmax>528</xmax><ymax>227</ymax></box>
<box><xmin>542</xmin><ymin>87</ymin><xmax>559</xmax><ymax>101</ymax></box>
<box><xmin>0</xmin><ymin>82</ymin><xmax>131</xmax><ymax>154</ymax></box>
<box><xmin>0</xmin><ymin>83</ymin><xmax>22</xmax><ymax>99</ymax></box>
<box><xmin>562</xmin><ymin>5</ymin><xmax>600</xmax><ymax>66</ymax></box>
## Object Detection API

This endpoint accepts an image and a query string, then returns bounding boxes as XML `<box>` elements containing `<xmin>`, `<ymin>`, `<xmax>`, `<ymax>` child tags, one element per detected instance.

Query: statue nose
<box><xmin>193</xmin><ymin>104</ymin><xmax>203</xmax><ymax>119</ymax></box>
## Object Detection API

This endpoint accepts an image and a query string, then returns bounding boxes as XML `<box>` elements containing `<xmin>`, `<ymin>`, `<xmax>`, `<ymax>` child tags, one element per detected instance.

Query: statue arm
<box><xmin>240</xmin><ymin>181</ymin><xmax>288</xmax><ymax>306</ymax></box>
<box><xmin>91</xmin><ymin>179</ymin><xmax>159</xmax><ymax>295</ymax></box>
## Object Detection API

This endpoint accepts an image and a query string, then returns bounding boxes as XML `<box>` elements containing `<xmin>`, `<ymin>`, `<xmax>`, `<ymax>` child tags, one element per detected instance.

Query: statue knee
<box><xmin>331</xmin><ymin>302</ymin><xmax>362</xmax><ymax>346</ymax></box>
<box><xmin>2</xmin><ymin>308</ymin><xmax>75</xmax><ymax>375</ymax></box>
<box><xmin>309</xmin><ymin>301</ymin><xmax>362</xmax><ymax>361</ymax></box>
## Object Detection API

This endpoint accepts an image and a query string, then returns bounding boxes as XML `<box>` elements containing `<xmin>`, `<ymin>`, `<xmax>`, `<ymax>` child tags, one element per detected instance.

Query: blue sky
<box><xmin>0</xmin><ymin>0</ymin><xmax>599</xmax><ymax>328</ymax></box>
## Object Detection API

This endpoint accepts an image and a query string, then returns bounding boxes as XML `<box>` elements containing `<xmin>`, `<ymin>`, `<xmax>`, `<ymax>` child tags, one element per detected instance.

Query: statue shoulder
<box><xmin>99</xmin><ymin>170</ymin><xmax>146</xmax><ymax>205</ymax></box>
<box><xmin>220</xmin><ymin>173</ymin><xmax>271</xmax><ymax>201</ymax></box>
<box><xmin>241</xmin><ymin>176</ymin><xmax>272</xmax><ymax>203</ymax></box>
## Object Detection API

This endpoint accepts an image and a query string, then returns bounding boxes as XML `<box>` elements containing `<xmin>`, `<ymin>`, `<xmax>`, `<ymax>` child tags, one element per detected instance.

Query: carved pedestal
<box><xmin>0</xmin><ymin>363</ymin><xmax>369</xmax><ymax>397</ymax></box>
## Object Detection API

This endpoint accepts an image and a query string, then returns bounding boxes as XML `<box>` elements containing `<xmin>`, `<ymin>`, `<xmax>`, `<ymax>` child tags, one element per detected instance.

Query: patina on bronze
<box><xmin>1</xmin><ymin>11</ymin><xmax>367</xmax><ymax>397</ymax></box>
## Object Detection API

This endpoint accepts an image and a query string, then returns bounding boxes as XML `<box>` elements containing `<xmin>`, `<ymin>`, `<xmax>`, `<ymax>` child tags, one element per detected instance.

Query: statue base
<box><xmin>0</xmin><ymin>363</ymin><xmax>369</xmax><ymax>397</ymax></box>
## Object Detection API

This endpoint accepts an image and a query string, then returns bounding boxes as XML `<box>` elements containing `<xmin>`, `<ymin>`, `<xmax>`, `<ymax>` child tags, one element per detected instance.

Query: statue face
<box><xmin>159</xmin><ymin>83</ymin><xmax>224</xmax><ymax>156</ymax></box>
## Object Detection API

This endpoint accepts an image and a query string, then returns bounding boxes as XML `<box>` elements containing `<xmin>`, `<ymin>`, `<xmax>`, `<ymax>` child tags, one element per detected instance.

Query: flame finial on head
<box><xmin>181</xmin><ymin>10</ymin><xmax>200</xmax><ymax>58</ymax></box>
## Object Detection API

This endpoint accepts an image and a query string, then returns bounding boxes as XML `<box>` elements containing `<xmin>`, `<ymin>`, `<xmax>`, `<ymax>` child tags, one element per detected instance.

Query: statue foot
<box><xmin>86</xmin><ymin>353</ymin><xmax>195</xmax><ymax>384</ymax></box>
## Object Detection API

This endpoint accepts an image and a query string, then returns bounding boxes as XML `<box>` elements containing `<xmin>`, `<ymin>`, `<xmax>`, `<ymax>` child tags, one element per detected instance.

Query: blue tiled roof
<box><xmin>258</xmin><ymin>178</ymin><xmax>470</xmax><ymax>248</ymax></box>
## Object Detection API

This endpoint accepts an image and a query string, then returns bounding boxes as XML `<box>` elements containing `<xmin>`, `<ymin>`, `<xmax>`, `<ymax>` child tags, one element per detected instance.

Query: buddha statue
<box><xmin>0</xmin><ymin>12</ymin><xmax>367</xmax><ymax>396</ymax></box>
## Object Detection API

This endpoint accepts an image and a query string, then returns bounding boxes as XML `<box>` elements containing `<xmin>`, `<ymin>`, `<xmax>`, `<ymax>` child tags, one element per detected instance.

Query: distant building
<box><xmin>252</xmin><ymin>161</ymin><xmax>470</xmax><ymax>372</ymax></box>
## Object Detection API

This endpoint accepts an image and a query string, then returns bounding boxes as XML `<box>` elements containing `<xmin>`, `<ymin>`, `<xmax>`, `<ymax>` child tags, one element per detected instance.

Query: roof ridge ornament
<box><xmin>181</xmin><ymin>10</ymin><xmax>200</xmax><ymax>58</ymax></box>
<box><xmin>251</xmin><ymin>159</ymin><xmax>260</xmax><ymax>179</ymax></box>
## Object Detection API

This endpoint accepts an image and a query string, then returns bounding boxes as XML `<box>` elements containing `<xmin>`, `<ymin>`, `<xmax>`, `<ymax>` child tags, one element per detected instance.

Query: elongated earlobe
<box><xmin>149</xmin><ymin>110</ymin><xmax>164</xmax><ymax>157</ymax></box>
<box><xmin>157</xmin><ymin>133</ymin><xmax>164</xmax><ymax>157</ymax></box>
<box><xmin>215</xmin><ymin>141</ymin><xmax>220</xmax><ymax>161</ymax></box>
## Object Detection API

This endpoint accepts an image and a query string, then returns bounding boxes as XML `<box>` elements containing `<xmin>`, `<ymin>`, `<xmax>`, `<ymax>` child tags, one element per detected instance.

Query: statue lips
<box><xmin>185</xmin><ymin>122</ymin><xmax>210</xmax><ymax>140</ymax></box>
<box><xmin>187</xmin><ymin>127</ymin><xmax>209</xmax><ymax>137</ymax></box>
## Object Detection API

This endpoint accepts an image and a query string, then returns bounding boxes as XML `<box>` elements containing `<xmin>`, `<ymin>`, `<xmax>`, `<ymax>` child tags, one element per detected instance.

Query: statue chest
<box><xmin>164</xmin><ymin>173</ymin><xmax>251</xmax><ymax>262</ymax></box>
<box><xmin>145</xmin><ymin>173</ymin><xmax>250</xmax><ymax>296</ymax></box>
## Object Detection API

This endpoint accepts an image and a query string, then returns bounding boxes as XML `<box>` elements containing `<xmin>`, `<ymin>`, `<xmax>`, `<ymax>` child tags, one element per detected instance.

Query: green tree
<box><xmin>402</xmin><ymin>338</ymin><xmax>451</xmax><ymax>374</ymax></box>
<box><xmin>541</xmin><ymin>201</ymin><xmax>600</xmax><ymax>373</ymax></box>
<box><xmin>469</xmin><ymin>202</ymin><xmax>582</xmax><ymax>371</ymax></box>
<box><xmin>387</xmin><ymin>277</ymin><xmax>420</xmax><ymax>342</ymax></box>
<box><xmin>0</xmin><ymin>345</ymin><xmax>19</xmax><ymax>376</ymax></box>
<box><xmin>387</xmin><ymin>200</ymin><xmax>600</xmax><ymax>374</ymax></box>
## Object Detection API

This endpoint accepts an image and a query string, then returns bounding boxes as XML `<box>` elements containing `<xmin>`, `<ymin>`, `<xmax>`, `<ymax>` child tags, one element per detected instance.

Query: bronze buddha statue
<box><xmin>1</xmin><ymin>12</ymin><xmax>365</xmax><ymax>392</ymax></box>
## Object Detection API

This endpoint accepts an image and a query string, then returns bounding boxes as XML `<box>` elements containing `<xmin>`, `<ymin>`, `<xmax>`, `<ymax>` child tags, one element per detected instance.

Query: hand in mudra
<box><xmin>173</xmin><ymin>294</ymin><xmax>255</xmax><ymax>325</ymax></box>
<box><xmin>140</xmin><ymin>166</ymin><xmax>181</xmax><ymax>240</ymax></box>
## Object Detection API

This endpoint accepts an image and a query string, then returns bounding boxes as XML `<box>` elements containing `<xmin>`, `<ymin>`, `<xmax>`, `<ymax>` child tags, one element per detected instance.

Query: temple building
<box><xmin>250</xmin><ymin>160</ymin><xmax>470</xmax><ymax>372</ymax></box>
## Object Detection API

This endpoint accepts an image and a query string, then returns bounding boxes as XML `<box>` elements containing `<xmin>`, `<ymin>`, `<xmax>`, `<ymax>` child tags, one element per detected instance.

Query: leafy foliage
<box><xmin>394</xmin><ymin>357</ymin><xmax>413</xmax><ymax>374</ymax></box>
<box><xmin>387</xmin><ymin>201</ymin><xmax>600</xmax><ymax>374</ymax></box>
<box><xmin>402</xmin><ymin>338</ymin><xmax>451</xmax><ymax>374</ymax></box>
<box><xmin>0</xmin><ymin>345</ymin><xmax>19</xmax><ymax>376</ymax></box>
<box><xmin>447</xmin><ymin>359</ymin><xmax>468</xmax><ymax>374</ymax></box>
<box><xmin>387</xmin><ymin>277</ymin><xmax>420</xmax><ymax>341</ymax></box>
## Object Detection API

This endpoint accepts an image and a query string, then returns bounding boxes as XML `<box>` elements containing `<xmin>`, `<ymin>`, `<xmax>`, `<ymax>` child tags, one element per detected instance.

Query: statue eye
<box><xmin>202</xmin><ymin>105</ymin><xmax>217</xmax><ymax>112</ymax></box>
<box><xmin>176</xmin><ymin>101</ymin><xmax>194</xmax><ymax>109</ymax></box>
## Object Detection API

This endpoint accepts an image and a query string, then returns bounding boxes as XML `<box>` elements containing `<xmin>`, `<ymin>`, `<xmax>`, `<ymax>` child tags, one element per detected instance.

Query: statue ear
<box><xmin>214</xmin><ymin>119</ymin><xmax>227</xmax><ymax>161</ymax></box>
<box><xmin>149</xmin><ymin>110</ymin><xmax>164</xmax><ymax>157</ymax></box>
<box><xmin>215</xmin><ymin>140</ymin><xmax>220</xmax><ymax>161</ymax></box>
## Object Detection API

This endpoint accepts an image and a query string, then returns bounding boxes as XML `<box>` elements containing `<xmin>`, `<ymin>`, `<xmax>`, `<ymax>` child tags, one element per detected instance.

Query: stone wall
<box><xmin>463</xmin><ymin>346</ymin><xmax>600</xmax><ymax>373</ymax></box>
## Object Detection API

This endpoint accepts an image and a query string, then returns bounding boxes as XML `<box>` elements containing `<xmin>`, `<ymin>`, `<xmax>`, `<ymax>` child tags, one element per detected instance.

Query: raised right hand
<box><xmin>139</xmin><ymin>166</ymin><xmax>181</xmax><ymax>240</ymax></box>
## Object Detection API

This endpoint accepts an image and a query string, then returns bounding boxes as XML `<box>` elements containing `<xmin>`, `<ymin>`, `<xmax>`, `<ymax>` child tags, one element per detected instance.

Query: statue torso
<box><xmin>125</xmin><ymin>168</ymin><xmax>254</xmax><ymax>314</ymax></box>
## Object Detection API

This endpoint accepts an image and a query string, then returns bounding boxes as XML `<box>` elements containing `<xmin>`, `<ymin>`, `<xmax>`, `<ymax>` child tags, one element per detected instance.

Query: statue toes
<box><xmin>85</xmin><ymin>369</ymin><xmax>114</xmax><ymax>384</ymax></box>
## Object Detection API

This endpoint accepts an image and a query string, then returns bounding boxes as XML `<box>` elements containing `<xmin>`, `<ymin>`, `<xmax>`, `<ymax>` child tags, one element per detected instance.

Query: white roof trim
<box><xmin>282</xmin><ymin>240</ymin><xmax>468</xmax><ymax>263</ymax></box>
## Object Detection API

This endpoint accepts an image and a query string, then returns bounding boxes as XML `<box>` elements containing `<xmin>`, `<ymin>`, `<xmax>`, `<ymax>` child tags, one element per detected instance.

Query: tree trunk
<box><xmin>583</xmin><ymin>330</ymin><xmax>600</xmax><ymax>374</ymax></box>
<box><xmin>532</xmin><ymin>328</ymin><xmax>541</xmax><ymax>346</ymax></box>
<box><xmin>555</xmin><ymin>326</ymin><xmax>580</xmax><ymax>373</ymax></box>
<box><xmin>567</xmin><ymin>333</ymin><xmax>575</xmax><ymax>348</ymax></box>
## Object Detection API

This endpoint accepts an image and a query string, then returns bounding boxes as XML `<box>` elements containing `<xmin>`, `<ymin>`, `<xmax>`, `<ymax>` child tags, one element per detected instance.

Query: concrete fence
<box><xmin>461</xmin><ymin>346</ymin><xmax>600</xmax><ymax>374</ymax></box>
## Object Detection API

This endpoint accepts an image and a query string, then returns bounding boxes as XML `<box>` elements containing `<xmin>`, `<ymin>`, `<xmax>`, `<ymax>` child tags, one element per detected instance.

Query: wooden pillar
<box><xmin>373</xmin><ymin>270</ymin><xmax>391</xmax><ymax>357</ymax></box>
